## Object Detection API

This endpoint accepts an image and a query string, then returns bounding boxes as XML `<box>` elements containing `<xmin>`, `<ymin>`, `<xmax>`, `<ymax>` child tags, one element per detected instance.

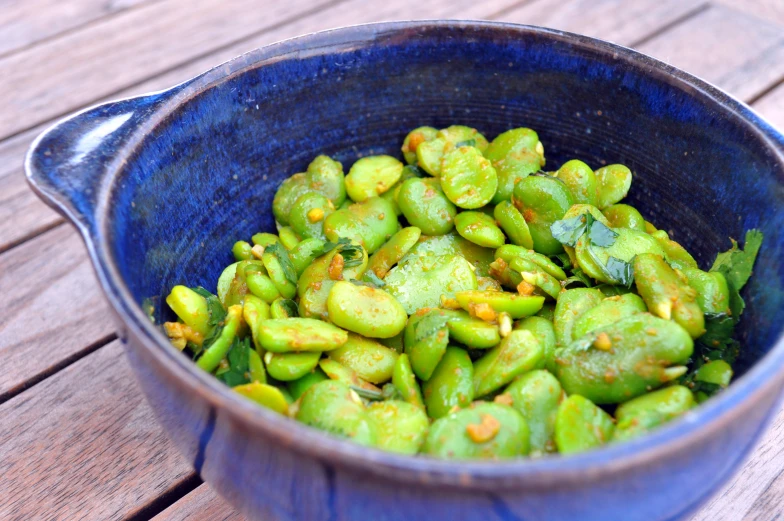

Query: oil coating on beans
<box><xmin>161</xmin><ymin>123</ymin><xmax>762</xmax><ymax>460</ymax></box>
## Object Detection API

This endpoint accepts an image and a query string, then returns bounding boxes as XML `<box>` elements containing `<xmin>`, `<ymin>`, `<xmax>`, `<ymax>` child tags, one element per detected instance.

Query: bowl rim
<box><xmin>81</xmin><ymin>20</ymin><xmax>784</xmax><ymax>487</ymax></box>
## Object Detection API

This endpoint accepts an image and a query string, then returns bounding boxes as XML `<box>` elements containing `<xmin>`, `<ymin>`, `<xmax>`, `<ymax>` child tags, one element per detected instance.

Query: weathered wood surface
<box><xmin>0</xmin><ymin>340</ymin><xmax>196</xmax><ymax>521</ymax></box>
<box><xmin>1</xmin><ymin>1</ymin><xmax>783</xmax><ymax>520</ymax></box>
<box><xmin>0</xmin><ymin>0</ymin><xmax>154</xmax><ymax>58</ymax></box>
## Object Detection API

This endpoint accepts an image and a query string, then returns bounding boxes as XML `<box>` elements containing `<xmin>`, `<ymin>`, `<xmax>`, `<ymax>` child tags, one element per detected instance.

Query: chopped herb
<box><xmin>266</xmin><ymin>243</ymin><xmax>298</xmax><ymax>286</ymax></box>
<box><xmin>216</xmin><ymin>337</ymin><xmax>252</xmax><ymax>387</ymax></box>
<box><xmin>562</xmin><ymin>268</ymin><xmax>595</xmax><ymax>288</ymax></box>
<box><xmin>710</xmin><ymin>229</ymin><xmax>763</xmax><ymax>321</ymax></box>
<box><xmin>358</xmin><ymin>271</ymin><xmax>386</xmax><ymax>288</ymax></box>
<box><xmin>414</xmin><ymin>312</ymin><xmax>451</xmax><ymax>342</ymax></box>
<box><xmin>402</xmin><ymin>164</ymin><xmax>426</xmax><ymax>178</ymax></box>
<box><xmin>710</xmin><ymin>229</ymin><xmax>763</xmax><ymax>291</ymax></box>
<box><xmin>350</xmin><ymin>386</ymin><xmax>384</xmax><ymax>401</ymax></box>
<box><xmin>588</xmin><ymin>220</ymin><xmax>618</xmax><ymax>248</ymax></box>
<box><xmin>382</xmin><ymin>382</ymin><xmax>403</xmax><ymax>401</ymax></box>
<box><xmin>454</xmin><ymin>139</ymin><xmax>476</xmax><ymax>148</ymax></box>
<box><xmin>552</xmin><ymin>253</ymin><xmax>572</xmax><ymax>269</ymax></box>
<box><xmin>550</xmin><ymin>214</ymin><xmax>593</xmax><ymax>247</ymax></box>
<box><xmin>603</xmin><ymin>256</ymin><xmax>635</xmax><ymax>288</ymax></box>
<box><xmin>315</xmin><ymin>237</ymin><xmax>364</xmax><ymax>268</ymax></box>
<box><xmin>274</xmin><ymin>298</ymin><xmax>299</xmax><ymax>318</ymax></box>
<box><xmin>339</xmin><ymin>244</ymin><xmax>365</xmax><ymax>268</ymax></box>
<box><xmin>191</xmin><ymin>286</ymin><xmax>227</xmax><ymax>326</ymax></box>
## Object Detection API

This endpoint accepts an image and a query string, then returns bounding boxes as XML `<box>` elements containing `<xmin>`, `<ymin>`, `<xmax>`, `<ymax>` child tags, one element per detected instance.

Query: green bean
<box><xmin>196</xmin><ymin>305</ymin><xmax>242</xmax><ymax>372</ymax></box>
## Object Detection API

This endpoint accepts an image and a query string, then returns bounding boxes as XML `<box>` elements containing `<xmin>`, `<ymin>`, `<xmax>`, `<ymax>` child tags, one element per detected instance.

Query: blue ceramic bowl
<box><xmin>26</xmin><ymin>21</ymin><xmax>784</xmax><ymax>521</ymax></box>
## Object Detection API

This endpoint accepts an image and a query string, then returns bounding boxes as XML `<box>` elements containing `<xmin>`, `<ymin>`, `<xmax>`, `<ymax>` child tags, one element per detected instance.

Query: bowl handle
<box><xmin>25</xmin><ymin>87</ymin><xmax>184</xmax><ymax>234</ymax></box>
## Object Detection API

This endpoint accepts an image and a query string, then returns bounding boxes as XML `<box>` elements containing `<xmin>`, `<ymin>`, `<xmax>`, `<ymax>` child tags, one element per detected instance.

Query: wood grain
<box><xmin>754</xmin><ymin>83</ymin><xmax>784</xmax><ymax>132</ymax></box>
<box><xmin>0</xmin><ymin>340</ymin><xmax>196</xmax><ymax>521</ymax></box>
<box><xmin>153</xmin><ymin>485</ymin><xmax>245</xmax><ymax>521</ymax></box>
<box><xmin>0</xmin><ymin>0</ymin><xmax>716</xmax><ymax>253</ymax></box>
<box><xmin>0</xmin><ymin>0</ymin><xmax>155</xmax><ymax>58</ymax></box>
<box><xmin>500</xmin><ymin>0</ymin><xmax>704</xmax><ymax>45</ymax></box>
<box><xmin>0</xmin><ymin>224</ymin><xmax>115</xmax><ymax>399</ymax></box>
<box><xmin>636</xmin><ymin>4</ymin><xmax>784</xmax><ymax>102</ymax></box>
<box><xmin>712</xmin><ymin>0</ymin><xmax>784</xmax><ymax>27</ymax></box>
<box><xmin>0</xmin><ymin>0</ymin><xmax>339</xmax><ymax>141</ymax></box>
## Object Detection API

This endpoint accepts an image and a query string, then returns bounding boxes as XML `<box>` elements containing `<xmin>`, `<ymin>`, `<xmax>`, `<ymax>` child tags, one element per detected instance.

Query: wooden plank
<box><xmin>685</xmin><ymin>406</ymin><xmax>784</xmax><ymax>521</ymax></box>
<box><xmin>711</xmin><ymin>0</ymin><xmax>784</xmax><ymax>27</ymax></box>
<box><xmin>0</xmin><ymin>224</ymin><xmax>115</xmax><ymax>399</ymax></box>
<box><xmin>753</xmin><ymin>83</ymin><xmax>784</xmax><ymax>133</ymax></box>
<box><xmin>636</xmin><ymin>4</ymin><xmax>784</xmax><ymax>102</ymax></box>
<box><xmin>153</xmin><ymin>485</ymin><xmax>245</xmax><ymax>521</ymax></box>
<box><xmin>0</xmin><ymin>0</ymin><xmax>704</xmax><ymax>252</ymax></box>
<box><xmin>0</xmin><ymin>0</ymin><xmax>338</xmax><ymax>141</ymax></box>
<box><xmin>500</xmin><ymin>0</ymin><xmax>705</xmax><ymax>46</ymax></box>
<box><xmin>0</xmin><ymin>340</ymin><xmax>196</xmax><ymax>521</ymax></box>
<box><xmin>0</xmin><ymin>0</ymin><xmax>155</xmax><ymax>59</ymax></box>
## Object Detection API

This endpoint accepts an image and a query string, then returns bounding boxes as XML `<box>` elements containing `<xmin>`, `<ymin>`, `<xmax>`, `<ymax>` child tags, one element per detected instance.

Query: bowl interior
<box><xmin>107</xmin><ymin>23</ymin><xmax>784</xmax><ymax>378</ymax></box>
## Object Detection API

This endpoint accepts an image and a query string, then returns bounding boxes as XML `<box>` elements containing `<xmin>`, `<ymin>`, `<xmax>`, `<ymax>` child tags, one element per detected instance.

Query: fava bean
<box><xmin>595</xmin><ymin>164</ymin><xmax>632</xmax><ymax>209</ymax></box>
<box><xmin>554</xmin><ymin>395</ymin><xmax>614</xmax><ymax>454</ymax></box>
<box><xmin>296</xmin><ymin>380</ymin><xmax>377</xmax><ymax>446</ymax></box>
<box><xmin>265</xmin><ymin>351</ymin><xmax>321</xmax><ymax>381</ymax></box>
<box><xmin>454</xmin><ymin>211</ymin><xmax>506</xmax><ymax>248</ymax></box>
<box><xmin>504</xmin><ymin>369</ymin><xmax>563</xmax><ymax>455</ymax></box>
<box><xmin>423</xmin><ymin>402</ymin><xmax>530</xmax><ymax>459</ymax></box>
<box><xmin>513</xmin><ymin>175</ymin><xmax>574</xmax><ymax>254</ymax></box>
<box><xmin>494</xmin><ymin>201</ymin><xmax>534</xmax><ymax>249</ymax></box>
<box><xmin>633</xmin><ymin>253</ymin><xmax>705</xmax><ymax>338</ymax></box>
<box><xmin>367</xmin><ymin>400</ymin><xmax>429</xmax><ymax>454</ymax></box>
<box><xmin>234</xmin><ymin>382</ymin><xmax>289</xmax><ymax>415</ymax></box>
<box><xmin>287</xmin><ymin>368</ymin><xmax>328</xmax><ymax>400</ymax></box>
<box><xmin>423</xmin><ymin>346</ymin><xmax>474</xmax><ymax>419</ymax></box>
<box><xmin>553</xmin><ymin>288</ymin><xmax>604</xmax><ymax>346</ymax></box>
<box><xmin>555</xmin><ymin>313</ymin><xmax>694</xmax><ymax>404</ymax></box>
<box><xmin>328</xmin><ymin>332</ymin><xmax>399</xmax><ymax>383</ymax></box>
<box><xmin>366</xmin><ymin>226</ymin><xmax>421</xmax><ymax>278</ymax></box>
<box><xmin>555</xmin><ymin>159</ymin><xmax>597</xmax><ymax>206</ymax></box>
<box><xmin>473</xmin><ymin>329</ymin><xmax>543</xmax><ymax>397</ymax></box>
<box><xmin>401</xmin><ymin>126</ymin><xmax>438</xmax><ymax>164</ymax></box>
<box><xmin>602</xmin><ymin>204</ymin><xmax>646</xmax><ymax>232</ymax></box>
<box><xmin>441</xmin><ymin>147</ymin><xmax>498</xmax><ymax>209</ymax></box>
<box><xmin>455</xmin><ymin>290</ymin><xmax>544</xmax><ymax>319</ymax></box>
<box><xmin>327</xmin><ymin>281</ymin><xmax>407</xmax><ymax>338</ymax></box>
<box><xmin>385</xmin><ymin>254</ymin><xmax>477</xmax><ymax>314</ymax></box>
<box><xmin>346</xmin><ymin>155</ymin><xmax>404</xmax><ymax>202</ymax></box>
<box><xmin>166</xmin><ymin>285</ymin><xmax>213</xmax><ymax>337</ymax></box>
<box><xmin>392</xmin><ymin>353</ymin><xmax>425</xmax><ymax>409</ymax></box>
<box><xmin>485</xmin><ymin>127</ymin><xmax>544</xmax><ymax>204</ymax></box>
<box><xmin>614</xmin><ymin>385</ymin><xmax>694</xmax><ymax>441</ymax></box>
<box><xmin>258</xmin><ymin>318</ymin><xmax>348</xmax><ymax>353</ymax></box>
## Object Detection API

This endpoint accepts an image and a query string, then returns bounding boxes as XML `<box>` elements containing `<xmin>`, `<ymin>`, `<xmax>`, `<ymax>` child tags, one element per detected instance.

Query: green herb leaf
<box><xmin>550</xmin><ymin>214</ymin><xmax>593</xmax><ymax>247</ymax></box>
<box><xmin>350</xmin><ymin>385</ymin><xmax>384</xmax><ymax>401</ymax></box>
<box><xmin>216</xmin><ymin>337</ymin><xmax>251</xmax><ymax>387</ymax></box>
<box><xmin>273</xmin><ymin>298</ymin><xmax>299</xmax><ymax>318</ymax></box>
<box><xmin>603</xmin><ymin>256</ymin><xmax>635</xmax><ymax>287</ymax></box>
<box><xmin>710</xmin><ymin>229</ymin><xmax>763</xmax><ymax>291</ymax></box>
<box><xmin>414</xmin><ymin>312</ymin><xmax>451</xmax><ymax>342</ymax></box>
<box><xmin>358</xmin><ymin>271</ymin><xmax>386</xmax><ymax>288</ymax></box>
<box><xmin>339</xmin><ymin>243</ymin><xmax>365</xmax><ymax>268</ymax></box>
<box><xmin>710</xmin><ymin>229</ymin><xmax>763</xmax><ymax>322</ymax></box>
<box><xmin>191</xmin><ymin>286</ymin><xmax>227</xmax><ymax>326</ymax></box>
<box><xmin>454</xmin><ymin>139</ymin><xmax>476</xmax><ymax>148</ymax></box>
<box><xmin>562</xmin><ymin>268</ymin><xmax>595</xmax><ymax>288</ymax></box>
<box><xmin>266</xmin><ymin>243</ymin><xmax>298</xmax><ymax>286</ymax></box>
<box><xmin>552</xmin><ymin>253</ymin><xmax>572</xmax><ymax>269</ymax></box>
<box><xmin>382</xmin><ymin>382</ymin><xmax>403</xmax><ymax>401</ymax></box>
<box><xmin>588</xmin><ymin>220</ymin><xmax>618</xmax><ymax>248</ymax></box>
<box><xmin>402</xmin><ymin>164</ymin><xmax>426</xmax><ymax>178</ymax></box>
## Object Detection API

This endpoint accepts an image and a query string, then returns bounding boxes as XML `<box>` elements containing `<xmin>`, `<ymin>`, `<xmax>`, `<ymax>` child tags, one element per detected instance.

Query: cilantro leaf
<box><xmin>550</xmin><ymin>214</ymin><xmax>593</xmax><ymax>247</ymax></box>
<box><xmin>339</xmin><ymin>244</ymin><xmax>365</xmax><ymax>268</ymax></box>
<box><xmin>562</xmin><ymin>268</ymin><xmax>595</xmax><ymax>288</ymax></box>
<box><xmin>191</xmin><ymin>286</ymin><xmax>227</xmax><ymax>326</ymax></box>
<box><xmin>455</xmin><ymin>139</ymin><xmax>476</xmax><ymax>148</ymax></box>
<box><xmin>603</xmin><ymin>256</ymin><xmax>635</xmax><ymax>287</ymax></box>
<box><xmin>354</xmin><ymin>271</ymin><xmax>386</xmax><ymax>288</ymax></box>
<box><xmin>402</xmin><ymin>164</ymin><xmax>426</xmax><ymax>178</ymax></box>
<box><xmin>273</xmin><ymin>298</ymin><xmax>299</xmax><ymax>318</ymax></box>
<box><xmin>588</xmin><ymin>220</ymin><xmax>618</xmax><ymax>248</ymax></box>
<box><xmin>216</xmin><ymin>337</ymin><xmax>251</xmax><ymax>387</ymax></box>
<box><xmin>710</xmin><ymin>229</ymin><xmax>763</xmax><ymax>321</ymax></box>
<box><xmin>265</xmin><ymin>243</ymin><xmax>298</xmax><ymax>286</ymax></box>
<box><xmin>414</xmin><ymin>312</ymin><xmax>451</xmax><ymax>342</ymax></box>
<box><xmin>710</xmin><ymin>229</ymin><xmax>763</xmax><ymax>291</ymax></box>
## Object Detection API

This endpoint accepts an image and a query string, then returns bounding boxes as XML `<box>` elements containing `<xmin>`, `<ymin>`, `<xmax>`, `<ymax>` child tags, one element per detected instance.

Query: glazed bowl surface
<box><xmin>26</xmin><ymin>20</ymin><xmax>784</xmax><ymax>521</ymax></box>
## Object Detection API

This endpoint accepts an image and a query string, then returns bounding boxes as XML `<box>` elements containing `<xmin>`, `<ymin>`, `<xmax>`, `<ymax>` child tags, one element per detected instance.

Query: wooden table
<box><xmin>1</xmin><ymin>1</ymin><xmax>783</xmax><ymax>519</ymax></box>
